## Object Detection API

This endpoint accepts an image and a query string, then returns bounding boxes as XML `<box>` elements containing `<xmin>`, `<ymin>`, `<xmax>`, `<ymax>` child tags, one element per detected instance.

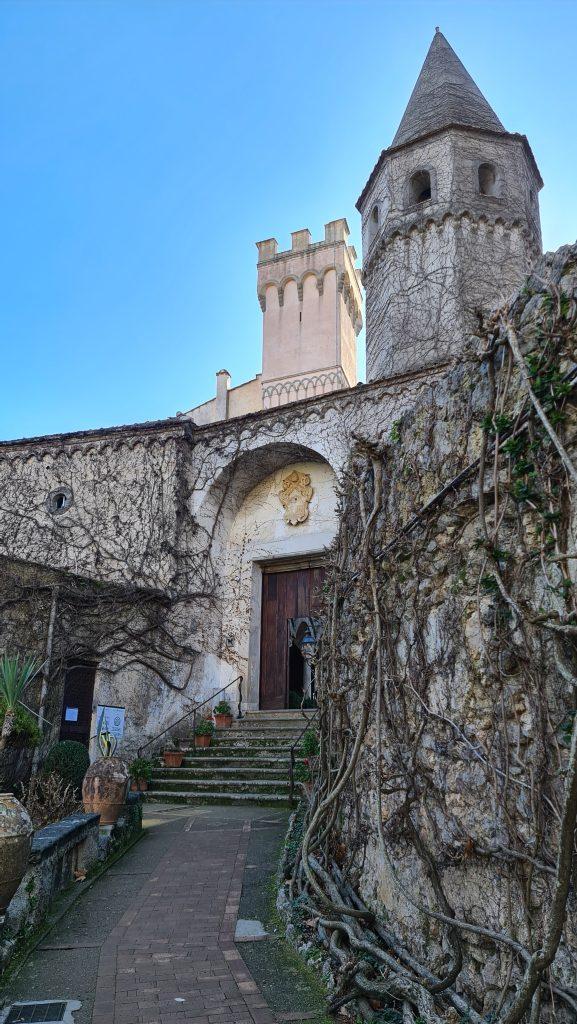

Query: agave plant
<box><xmin>0</xmin><ymin>654</ymin><xmax>41</xmax><ymax>750</ymax></box>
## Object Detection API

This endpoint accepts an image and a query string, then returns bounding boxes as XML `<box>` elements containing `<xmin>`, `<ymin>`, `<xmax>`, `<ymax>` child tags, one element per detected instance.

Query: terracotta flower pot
<box><xmin>0</xmin><ymin>793</ymin><xmax>33</xmax><ymax>914</ymax></box>
<box><xmin>130</xmin><ymin>778</ymin><xmax>148</xmax><ymax>792</ymax></box>
<box><xmin>163</xmin><ymin>750</ymin><xmax>184</xmax><ymax>767</ymax></box>
<box><xmin>82</xmin><ymin>756</ymin><xmax>129</xmax><ymax>826</ymax></box>
<box><xmin>194</xmin><ymin>734</ymin><xmax>211</xmax><ymax>748</ymax></box>
<box><xmin>214</xmin><ymin>714</ymin><xmax>233</xmax><ymax>730</ymax></box>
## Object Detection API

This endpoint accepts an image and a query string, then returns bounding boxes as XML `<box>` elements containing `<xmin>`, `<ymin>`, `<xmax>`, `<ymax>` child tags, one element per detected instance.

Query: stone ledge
<box><xmin>30</xmin><ymin>813</ymin><xmax>100</xmax><ymax>864</ymax></box>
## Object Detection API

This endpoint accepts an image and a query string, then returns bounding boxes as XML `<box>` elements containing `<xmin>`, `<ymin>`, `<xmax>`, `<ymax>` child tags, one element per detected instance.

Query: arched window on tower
<box><xmin>410</xmin><ymin>170</ymin><xmax>432</xmax><ymax>205</ymax></box>
<box><xmin>368</xmin><ymin>204</ymin><xmax>379</xmax><ymax>243</ymax></box>
<box><xmin>478</xmin><ymin>162</ymin><xmax>498</xmax><ymax>197</ymax></box>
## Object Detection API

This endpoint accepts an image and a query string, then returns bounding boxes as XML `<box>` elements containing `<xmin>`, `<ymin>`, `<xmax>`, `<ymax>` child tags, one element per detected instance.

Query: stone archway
<box><xmin>201</xmin><ymin>445</ymin><xmax>337</xmax><ymax>710</ymax></box>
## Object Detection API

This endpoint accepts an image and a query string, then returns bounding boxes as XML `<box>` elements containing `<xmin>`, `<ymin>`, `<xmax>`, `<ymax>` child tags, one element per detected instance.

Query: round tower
<box><xmin>357</xmin><ymin>30</ymin><xmax>543</xmax><ymax>381</ymax></box>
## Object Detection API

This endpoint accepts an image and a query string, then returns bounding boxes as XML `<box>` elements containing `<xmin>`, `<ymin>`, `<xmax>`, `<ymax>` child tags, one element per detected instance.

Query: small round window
<box><xmin>47</xmin><ymin>486</ymin><xmax>73</xmax><ymax>515</ymax></box>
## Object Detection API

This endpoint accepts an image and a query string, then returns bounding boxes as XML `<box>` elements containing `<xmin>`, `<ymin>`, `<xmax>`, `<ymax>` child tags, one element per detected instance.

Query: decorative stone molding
<box><xmin>262</xmin><ymin>369</ymin><xmax>349</xmax><ymax>409</ymax></box>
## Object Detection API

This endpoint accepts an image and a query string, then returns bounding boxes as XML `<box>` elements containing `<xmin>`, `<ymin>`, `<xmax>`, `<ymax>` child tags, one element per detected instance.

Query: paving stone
<box><xmin>0</xmin><ymin>804</ymin><xmax>320</xmax><ymax>1024</ymax></box>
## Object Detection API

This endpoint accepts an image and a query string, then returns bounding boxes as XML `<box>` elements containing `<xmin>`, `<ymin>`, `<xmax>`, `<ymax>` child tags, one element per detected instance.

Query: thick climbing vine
<box><xmin>287</xmin><ymin>245</ymin><xmax>577</xmax><ymax>1023</ymax></box>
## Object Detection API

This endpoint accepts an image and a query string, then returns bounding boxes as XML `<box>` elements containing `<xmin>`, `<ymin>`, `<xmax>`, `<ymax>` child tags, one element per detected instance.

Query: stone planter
<box><xmin>82</xmin><ymin>756</ymin><xmax>129</xmax><ymax>826</ymax></box>
<box><xmin>0</xmin><ymin>793</ymin><xmax>33</xmax><ymax>914</ymax></box>
<box><xmin>163</xmin><ymin>750</ymin><xmax>184</xmax><ymax>767</ymax></box>
<box><xmin>214</xmin><ymin>713</ymin><xmax>233</xmax><ymax>730</ymax></box>
<box><xmin>194</xmin><ymin>735</ymin><xmax>211</xmax><ymax>748</ymax></box>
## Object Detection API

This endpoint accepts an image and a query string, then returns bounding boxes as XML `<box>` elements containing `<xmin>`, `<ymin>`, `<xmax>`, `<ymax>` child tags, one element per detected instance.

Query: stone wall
<box><xmin>0</xmin><ymin>812</ymin><xmax>100</xmax><ymax>974</ymax></box>
<box><xmin>0</xmin><ymin>422</ymin><xmax>182</xmax><ymax>590</ymax></box>
<box><xmin>0</xmin><ymin>369</ymin><xmax>441</xmax><ymax>758</ymax></box>
<box><xmin>303</xmin><ymin>244</ymin><xmax>577</xmax><ymax>1020</ymax></box>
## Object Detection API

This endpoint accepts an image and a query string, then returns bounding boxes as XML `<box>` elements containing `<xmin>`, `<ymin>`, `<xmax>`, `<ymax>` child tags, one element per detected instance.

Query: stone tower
<box><xmin>357</xmin><ymin>29</ymin><xmax>543</xmax><ymax>381</ymax></box>
<box><xmin>256</xmin><ymin>220</ymin><xmax>362</xmax><ymax>409</ymax></box>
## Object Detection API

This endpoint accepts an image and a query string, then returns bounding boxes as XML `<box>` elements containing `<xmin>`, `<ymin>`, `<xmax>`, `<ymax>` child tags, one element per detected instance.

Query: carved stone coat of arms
<box><xmin>278</xmin><ymin>470</ymin><xmax>313</xmax><ymax>526</ymax></box>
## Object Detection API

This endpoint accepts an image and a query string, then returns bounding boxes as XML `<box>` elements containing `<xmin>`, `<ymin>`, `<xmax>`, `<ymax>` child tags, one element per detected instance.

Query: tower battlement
<box><xmin>256</xmin><ymin>220</ymin><xmax>362</xmax><ymax>410</ymax></box>
<box><xmin>256</xmin><ymin>219</ymin><xmax>353</xmax><ymax>263</ymax></box>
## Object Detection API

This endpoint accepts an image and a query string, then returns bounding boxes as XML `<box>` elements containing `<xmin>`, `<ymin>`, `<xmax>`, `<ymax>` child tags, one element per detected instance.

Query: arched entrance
<box><xmin>219</xmin><ymin>450</ymin><xmax>337</xmax><ymax>710</ymax></box>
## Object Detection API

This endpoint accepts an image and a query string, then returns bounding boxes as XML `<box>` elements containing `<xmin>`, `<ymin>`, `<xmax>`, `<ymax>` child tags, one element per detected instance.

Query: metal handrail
<box><xmin>289</xmin><ymin>706</ymin><xmax>320</xmax><ymax>804</ymax></box>
<box><xmin>138</xmin><ymin>675</ymin><xmax>243</xmax><ymax>757</ymax></box>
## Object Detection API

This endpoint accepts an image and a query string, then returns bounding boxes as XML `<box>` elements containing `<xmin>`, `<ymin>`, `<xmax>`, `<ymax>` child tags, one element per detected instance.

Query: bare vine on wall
<box><xmin>287</xmin><ymin>245</ymin><xmax>577</xmax><ymax>1023</ymax></box>
<box><xmin>0</xmin><ymin>427</ymin><xmax>232</xmax><ymax>747</ymax></box>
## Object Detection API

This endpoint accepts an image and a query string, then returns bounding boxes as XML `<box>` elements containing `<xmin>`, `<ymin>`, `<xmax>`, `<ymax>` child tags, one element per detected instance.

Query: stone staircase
<box><xmin>146</xmin><ymin>710</ymin><xmax>315</xmax><ymax>806</ymax></box>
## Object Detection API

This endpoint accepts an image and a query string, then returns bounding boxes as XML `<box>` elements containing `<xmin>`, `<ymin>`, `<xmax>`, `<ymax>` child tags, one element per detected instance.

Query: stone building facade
<box><xmin>0</xmin><ymin>31</ymin><xmax>545</xmax><ymax>765</ymax></box>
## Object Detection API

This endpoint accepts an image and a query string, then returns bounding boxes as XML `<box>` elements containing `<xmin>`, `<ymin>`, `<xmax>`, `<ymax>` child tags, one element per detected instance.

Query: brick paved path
<box><xmin>92</xmin><ymin>819</ymin><xmax>276</xmax><ymax>1024</ymax></box>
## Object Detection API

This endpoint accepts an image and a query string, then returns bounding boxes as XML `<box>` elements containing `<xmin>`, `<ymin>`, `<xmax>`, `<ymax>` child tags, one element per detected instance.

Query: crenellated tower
<box><xmin>357</xmin><ymin>29</ymin><xmax>543</xmax><ymax>381</ymax></box>
<box><xmin>256</xmin><ymin>219</ymin><xmax>362</xmax><ymax>409</ymax></box>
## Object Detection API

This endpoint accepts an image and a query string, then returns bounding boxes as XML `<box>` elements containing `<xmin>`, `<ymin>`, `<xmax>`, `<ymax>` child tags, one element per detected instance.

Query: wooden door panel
<box><xmin>59</xmin><ymin>662</ymin><xmax>96</xmax><ymax>747</ymax></box>
<box><xmin>259</xmin><ymin>567</ymin><xmax>325</xmax><ymax>709</ymax></box>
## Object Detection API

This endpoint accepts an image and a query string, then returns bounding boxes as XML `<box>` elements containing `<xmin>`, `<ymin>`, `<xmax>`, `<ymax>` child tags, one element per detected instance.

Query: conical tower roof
<box><xmin>392</xmin><ymin>29</ymin><xmax>505</xmax><ymax>147</ymax></box>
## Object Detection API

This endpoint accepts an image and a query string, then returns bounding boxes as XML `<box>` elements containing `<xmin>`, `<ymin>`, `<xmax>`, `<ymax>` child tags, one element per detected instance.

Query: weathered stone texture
<box><xmin>0</xmin><ymin>370</ymin><xmax>440</xmax><ymax>758</ymax></box>
<box><xmin>318</xmin><ymin>245</ymin><xmax>577</xmax><ymax>1016</ymax></box>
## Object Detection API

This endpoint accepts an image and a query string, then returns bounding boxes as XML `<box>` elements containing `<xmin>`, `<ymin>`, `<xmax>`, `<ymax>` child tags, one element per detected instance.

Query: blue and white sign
<box><xmin>96</xmin><ymin>705</ymin><xmax>126</xmax><ymax>742</ymax></box>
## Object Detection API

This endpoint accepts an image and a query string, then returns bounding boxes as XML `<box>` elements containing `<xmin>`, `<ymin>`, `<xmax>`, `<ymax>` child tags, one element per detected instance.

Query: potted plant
<box><xmin>213</xmin><ymin>700</ymin><xmax>233</xmax><ymax>730</ymax></box>
<box><xmin>194</xmin><ymin>718</ymin><xmax>215</xmax><ymax>748</ymax></box>
<box><xmin>129</xmin><ymin>757</ymin><xmax>153</xmax><ymax>792</ymax></box>
<box><xmin>82</xmin><ymin>718</ymin><xmax>130</xmax><ymax>826</ymax></box>
<box><xmin>163</xmin><ymin>737</ymin><xmax>184</xmax><ymax>768</ymax></box>
<box><xmin>0</xmin><ymin>654</ymin><xmax>41</xmax><ymax>751</ymax></box>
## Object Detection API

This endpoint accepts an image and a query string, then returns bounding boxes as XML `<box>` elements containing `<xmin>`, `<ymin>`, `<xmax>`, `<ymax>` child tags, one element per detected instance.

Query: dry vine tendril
<box><xmin>286</xmin><ymin>253</ymin><xmax>577</xmax><ymax>1023</ymax></box>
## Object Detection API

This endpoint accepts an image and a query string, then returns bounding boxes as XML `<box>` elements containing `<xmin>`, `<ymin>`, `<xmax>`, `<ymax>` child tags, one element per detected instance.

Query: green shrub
<box><xmin>195</xmin><ymin>718</ymin><xmax>215</xmax><ymax>736</ymax></box>
<box><xmin>129</xmin><ymin>757</ymin><xmax>153</xmax><ymax>782</ymax></box>
<box><xmin>43</xmin><ymin>740</ymin><xmax>90</xmax><ymax>792</ymax></box>
<box><xmin>301</xmin><ymin>730</ymin><xmax>319</xmax><ymax>758</ymax></box>
<box><xmin>0</xmin><ymin>700</ymin><xmax>41</xmax><ymax>747</ymax></box>
<box><xmin>294</xmin><ymin>761</ymin><xmax>311</xmax><ymax>783</ymax></box>
<box><xmin>213</xmin><ymin>700</ymin><xmax>232</xmax><ymax>715</ymax></box>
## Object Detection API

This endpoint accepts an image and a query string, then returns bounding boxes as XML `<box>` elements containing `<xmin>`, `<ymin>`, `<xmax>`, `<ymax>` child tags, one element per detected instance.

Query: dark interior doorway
<box><xmin>259</xmin><ymin>565</ymin><xmax>324</xmax><ymax>710</ymax></box>
<box><xmin>59</xmin><ymin>662</ymin><xmax>97</xmax><ymax>747</ymax></box>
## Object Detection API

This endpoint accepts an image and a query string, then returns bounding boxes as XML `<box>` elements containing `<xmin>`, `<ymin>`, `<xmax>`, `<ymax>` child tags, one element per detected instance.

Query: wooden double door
<box><xmin>259</xmin><ymin>565</ymin><xmax>325</xmax><ymax>710</ymax></box>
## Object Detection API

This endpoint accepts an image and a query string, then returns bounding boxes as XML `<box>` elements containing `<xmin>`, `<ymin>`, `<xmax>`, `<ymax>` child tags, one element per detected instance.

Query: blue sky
<box><xmin>1</xmin><ymin>0</ymin><xmax>576</xmax><ymax>440</ymax></box>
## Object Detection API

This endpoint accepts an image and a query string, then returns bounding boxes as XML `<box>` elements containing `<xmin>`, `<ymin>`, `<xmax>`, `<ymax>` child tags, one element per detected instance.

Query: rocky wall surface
<box><xmin>310</xmin><ymin>243</ymin><xmax>577</xmax><ymax>1020</ymax></box>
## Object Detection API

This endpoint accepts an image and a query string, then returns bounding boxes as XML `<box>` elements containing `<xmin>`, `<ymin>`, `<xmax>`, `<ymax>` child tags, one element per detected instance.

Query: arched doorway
<box><xmin>221</xmin><ymin>453</ymin><xmax>337</xmax><ymax>709</ymax></box>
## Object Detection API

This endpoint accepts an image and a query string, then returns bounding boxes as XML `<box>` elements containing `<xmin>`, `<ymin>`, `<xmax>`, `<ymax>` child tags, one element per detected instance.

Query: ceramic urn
<box><xmin>0</xmin><ymin>793</ymin><xmax>33</xmax><ymax>914</ymax></box>
<box><xmin>82</xmin><ymin>756</ymin><xmax>129</xmax><ymax>825</ymax></box>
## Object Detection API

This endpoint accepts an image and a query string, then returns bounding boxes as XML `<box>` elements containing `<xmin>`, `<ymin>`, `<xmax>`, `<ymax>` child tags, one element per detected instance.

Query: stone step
<box><xmin>243</xmin><ymin>710</ymin><xmax>316</xmax><ymax>719</ymax></box>
<box><xmin>146</xmin><ymin>790</ymin><xmax>291</xmax><ymax>806</ymax></box>
<box><xmin>212</xmin><ymin>732</ymin><xmax>303</xmax><ymax>743</ymax></box>
<box><xmin>180</xmin><ymin>739</ymin><xmax>299</xmax><ymax>752</ymax></box>
<box><xmin>149</xmin><ymin>777</ymin><xmax>290</xmax><ymax>795</ymax></box>
<box><xmin>162</xmin><ymin>755</ymin><xmax>293</xmax><ymax>768</ymax></box>
<box><xmin>230</xmin><ymin>721</ymin><xmax>313</xmax><ymax>732</ymax></box>
<box><xmin>216</xmin><ymin>731</ymin><xmax>302</xmax><ymax>742</ymax></box>
<box><xmin>149</xmin><ymin>708</ymin><xmax>312</xmax><ymax>807</ymax></box>
<box><xmin>153</xmin><ymin>766</ymin><xmax>289</xmax><ymax>782</ymax></box>
<box><xmin>229</xmin><ymin>721</ymin><xmax>306</xmax><ymax>729</ymax></box>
